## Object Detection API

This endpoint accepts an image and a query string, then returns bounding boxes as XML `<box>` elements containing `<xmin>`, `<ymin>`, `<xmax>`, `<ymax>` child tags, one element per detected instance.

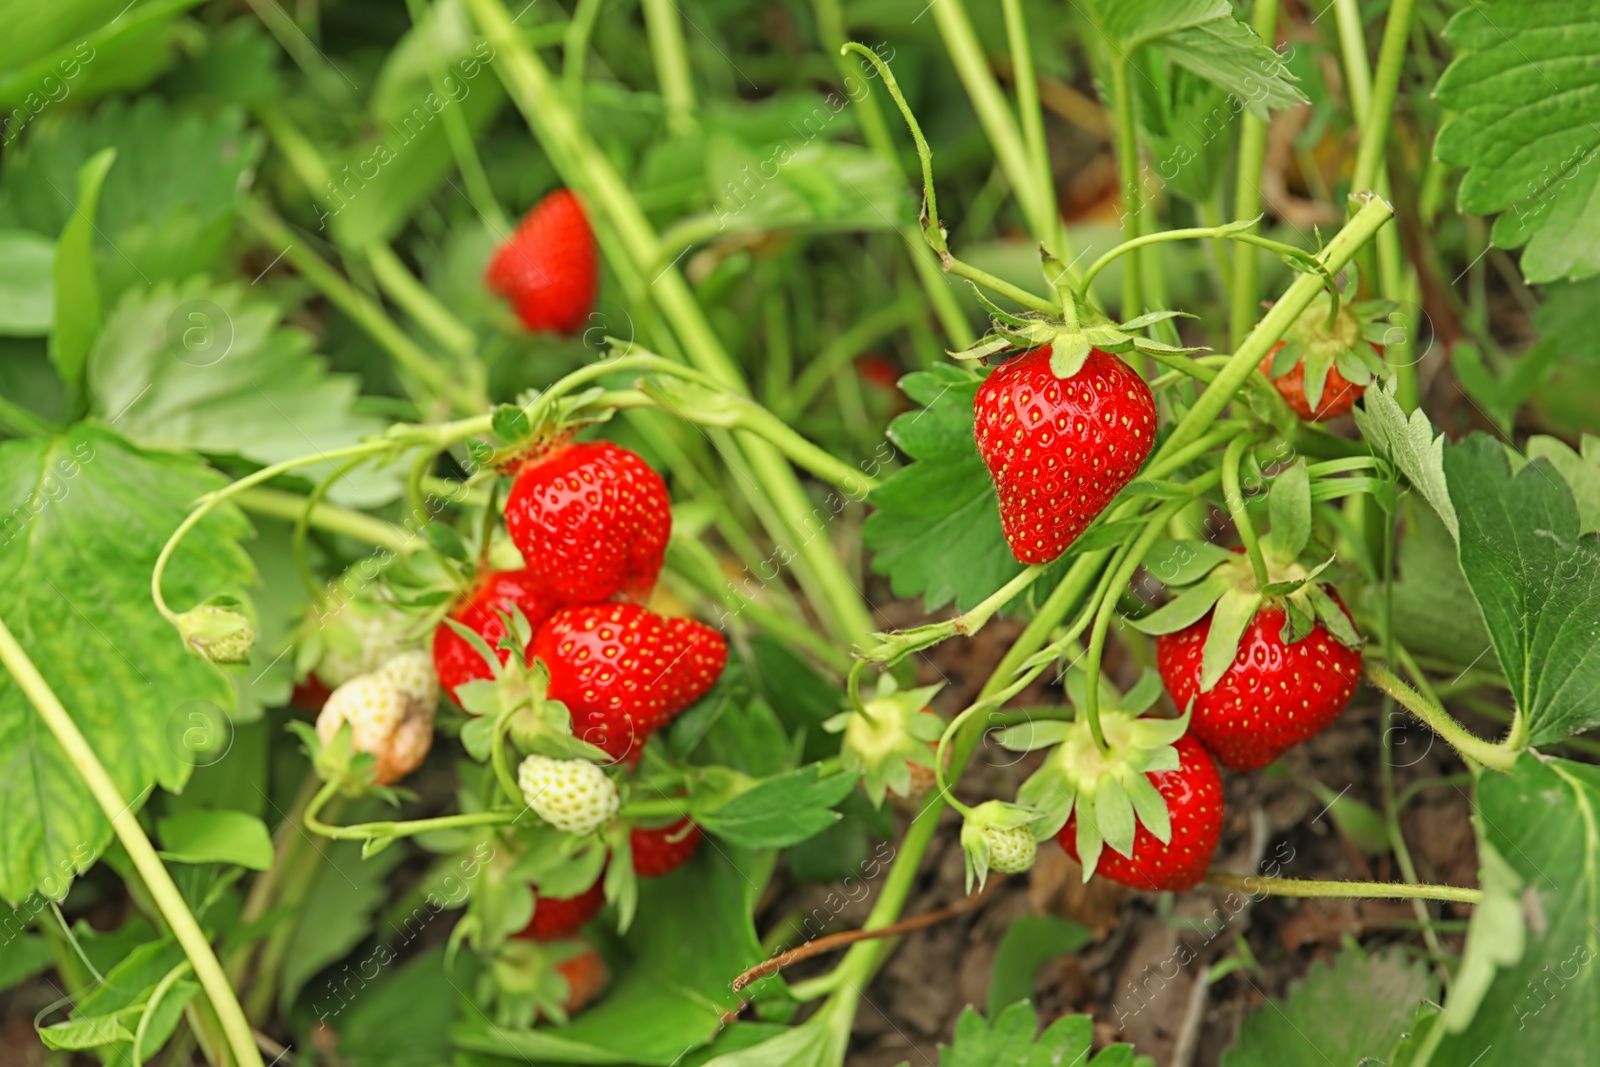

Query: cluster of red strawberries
<box><xmin>974</xmin><ymin>342</ymin><xmax>1363</xmax><ymax>894</ymax></box>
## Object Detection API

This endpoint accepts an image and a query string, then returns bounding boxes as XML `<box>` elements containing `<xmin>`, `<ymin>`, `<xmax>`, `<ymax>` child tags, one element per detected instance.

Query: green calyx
<box><xmin>947</xmin><ymin>297</ymin><xmax>1205</xmax><ymax>379</ymax></box>
<box><xmin>825</xmin><ymin>678</ymin><xmax>944</xmax><ymax>807</ymax></box>
<box><xmin>483</xmin><ymin>938</ymin><xmax>590</xmax><ymax>1027</ymax></box>
<box><xmin>996</xmin><ymin>669</ymin><xmax>1187</xmax><ymax>882</ymax></box>
<box><xmin>1267</xmin><ymin>289</ymin><xmax>1398</xmax><ymax>411</ymax></box>
<box><xmin>959</xmin><ymin>800</ymin><xmax>1044</xmax><ymax>890</ymax></box>
<box><xmin>176</xmin><ymin>600</ymin><xmax>255</xmax><ymax>665</ymax></box>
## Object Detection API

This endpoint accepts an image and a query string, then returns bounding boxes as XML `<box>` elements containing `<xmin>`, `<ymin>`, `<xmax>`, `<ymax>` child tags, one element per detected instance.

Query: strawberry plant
<box><xmin>1</xmin><ymin>1</ymin><xmax>1598</xmax><ymax>1065</ymax></box>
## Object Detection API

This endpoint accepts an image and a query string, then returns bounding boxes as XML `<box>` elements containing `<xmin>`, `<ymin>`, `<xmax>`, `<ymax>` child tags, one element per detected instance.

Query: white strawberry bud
<box><xmin>517</xmin><ymin>754</ymin><xmax>619</xmax><ymax>836</ymax></box>
<box><xmin>983</xmin><ymin>825</ymin><xmax>1037</xmax><ymax>874</ymax></box>
<box><xmin>318</xmin><ymin>599</ymin><xmax>414</xmax><ymax>687</ymax></box>
<box><xmin>317</xmin><ymin>668</ymin><xmax>436</xmax><ymax>785</ymax></box>
<box><xmin>378</xmin><ymin>649</ymin><xmax>440</xmax><ymax>712</ymax></box>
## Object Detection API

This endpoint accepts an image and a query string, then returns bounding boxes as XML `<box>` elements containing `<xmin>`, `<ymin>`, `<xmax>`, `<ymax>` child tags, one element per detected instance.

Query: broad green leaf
<box><xmin>156</xmin><ymin>809</ymin><xmax>272</xmax><ymax>869</ymax></box>
<box><xmin>704</xmin><ymin>133</ymin><xmax>910</xmax><ymax>235</ymax></box>
<box><xmin>454</xmin><ymin>848</ymin><xmax>764</xmax><ymax>1066</ymax></box>
<box><xmin>0</xmin><ymin>230</ymin><xmax>54</xmax><ymax>335</ymax></box>
<box><xmin>0</xmin><ymin>931</ymin><xmax>52</xmax><ymax>991</ymax></box>
<box><xmin>1435</xmin><ymin>0</ymin><xmax>1600</xmax><ymax>282</ymax></box>
<box><xmin>85</xmin><ymin>280</ymin><xmax>396</xmax><ymax>506</ymax></box>
<box><xmin>694</xmin><ymin>766</ymin><xmax>857</xmax><ymax>849</ymax></box>
<box><xmin>39</xmin><ymin>1013</ymin><xmax>135</xmax><ymax>1051</ymax></box>
<box><xmin>1535</xmin><ymin>276</ymin><xmax>1600</xmax><ymax>365</ymax></box>
<box><xmin>0</xmin><ymin>0</ymin><xmax>128</xmax><ymax>75</ymax></box>
<box><xmin>1086</xmin><ymin>0</ymin><xmax>1304</xmax><ymax>117</ymax></box>
<box><xmin>1354</xmin><ymin>378</ymin><xmax>1457</xmax><ymax>539</ymax></box>
<box><xmin>49</xmin><ymin>147</ymin><xmax>114</xmax><ymax>395</ymax></box>
<box><xmin>1220</xmin><ymin>949</ymin><xmax>1437</xmax><ymax>1066</ymax></box>
<box><xmin>331</xmin><ymin>946</ymin><xmax>461</xmax><ymax>1066</ymax></box>
<box><xmin>0</xmin><ymin>98</ymin><xmax>263</xmax><ymax>300</ymax></box>
<box><xmin>936</xmin><ymin>1000</ymin><xmax>1144</xmax><ymax>1067</ymax></box>
<box><xmin>0</xmin><ymin>425</ymin><xmax>255</xmax><ymax>904</ymax></box>
<box><xmin>1428</xmin><ymin>755</ymin><xmax>1600</xmax><ymax>1063</ymax></box>
<box><xmin>1525</xmin><ymin>434</ymin><xmax>1600</xmax><ymax>533</ymax></box>
<box><xmin>278</xmin><ymin>836</ymin><xmax>405</xmax><ymax>1011</ymax></box>
<box><xmin>864</xmin><ymin>366</ymin><xmax>1025</xmax><ymax>612</ymax></box>
<box><xmin>71</xmin><ymin>936</ymin><xmax>193</xmax><ymax>1056</ymax></box>
<box><xmin>1387</xmin><ymin>499</ymin><xmax>1490</xmax><ymax>665</ymax></box>
<box><xmin>1443</xmin><ymin>434</ymin><xmax>1600</xmax><ymax>743</ymax></box>
<box><xmin>1135</xmin><ymin>67</ymin><xmax>1235</xmax><ymax>203</ymax></box>
<box><xmin>986</xmin><ymin>916</ymin><xmax>1092</xmax><ymax>1015</ymax></box>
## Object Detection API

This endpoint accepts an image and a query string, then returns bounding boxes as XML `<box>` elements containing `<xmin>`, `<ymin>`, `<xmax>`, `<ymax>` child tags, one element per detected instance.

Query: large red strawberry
<box><xmin>1059</xmin><ymin>733</ymin><xmax>1222</xmax><ymax>892</ymax></box>
<box><xmin>485</xmin><ymin>189</ymin><xmax>598</xmax><ymax>334</ymax></box>
<box><xmin>533</xmin><ymin>603</ymin><xmax>726</xmax><ymax>761</ymax></box>
<box><xmin>1157</xmin><ymin>596</ymin><xmax>1363</xmax><ymax>771</ymax></box>
<box><xmin>974</xmin><ymin>345</ymin><xmax>1156</xmax><ymax>564</ymax></box>
<box><xmin>631</xmin><ymin>817</ymin><xmax>702</xmax><ymax>877</ymax></box>
<box><xmin>515</xmin><ymin>877</ymin><xmax>605</xmax><ymax>941</ymax></box>
<box><xmin>432</xmin><ymin>569</ymin><xmax>563</xmax><ymax>703</ymax></box>
<box><xmin>504</xmin><ymin>441</ymin><xmax>671</xmax><ymax>605</ymax></box>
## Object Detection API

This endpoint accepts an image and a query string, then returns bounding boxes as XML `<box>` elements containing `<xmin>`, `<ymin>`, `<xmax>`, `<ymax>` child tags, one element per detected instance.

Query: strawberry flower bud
<box><xmin>177</xmin><ymin>604</ymin><xmax>255</xmax><ymax>665</ymax></box>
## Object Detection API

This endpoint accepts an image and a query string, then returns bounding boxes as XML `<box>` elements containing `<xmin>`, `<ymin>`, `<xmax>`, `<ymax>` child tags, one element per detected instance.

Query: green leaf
<box><xmin>332</xmin><ymin>946</ymin><xmax>462</xmax><ymax>1066</ymax></box>
<box><xmin>1087</xmin><ymin>0</ymin><xmax>1305</xmax><ymax>117</ymax></box>
<box><xmin>695</xmin><ymin>766</ymin><xmax>856</xmax><ymax>849</ymax></box>
<box><xmin>864</xmin><ymin>366</ymin><xmax>1025</xmax><ymax>612</ymax></box>
<box><xmin>1387</xmin><ymin>499</ymin><xmax>1491</xmax><ymax>665</ymax></box>
<box><xmin>1353</xmin><ymin>378</ymin><xmax>1457</xmax><ymax>539</ymax></box>
<box><xmin>1</xmin><ymin>98</ymin><xmax>264</xmax><ymax>300</ymax></box>
<box><xmin>1143</xmin><ymin>538</ymin><xmax>1234</xmax><ymax>586</ymax></box>
<box><xmin>986</xmin><ymin>916</ymin><xmax>1092</xmax><ymax>1015</ymax></box>
<box><xmin>48</xmin><ymin>146</ymin><xmax>114</xmax><ymax>396</ymax></box>
<box><xmin>703</xmin><ymin>133</ymin><xmax>911</xmax><ymax>236</ymax></box>
<box><xmin>0</xmin><ymin>230</ymin><xmax>54</xmax><ymax>335</ymax></box>
<box><xmin>937</xmin><ymin>1000</ymin><xmax>1138</xmax><ymax>1067</ymax></box>
<box><xmin>1526</xmin><ymin>434</ymin><xmax>1600</xmax><ymax>533</ymax></box>
<box><xmin>1199</xmin><ymin>588</ymin><xmax>1262</xmax><ymax>692</ymax></box>
<box><xmin>39</xmin><ymin>1013</ymin><xmax>135</xmax><ymax>1051</ymax></box>
<box><xmin>1434</xmin><ymin>0</ymin><xmax>1600</xmax><ymax>282</ymax></box>
<box><xmin>1429</xmin><ymin>755</ymin><xmax>1600</xmax><ymax>1062</ymax></box>
<box><xmin>1220</xmin><ymin>948</ymin><xmax>1437</xmax><ymax>1066</ymax></box>
<box><xmin>0</xmin><ymin>425</ymin><xmax>255</xmax><ymax>904</ymax></box>
<box><xmin>0</xmin><ymin>932</ymin><xmax>52</xmax><ymax>991</ymax></box>
<box><xmin>1261</xmin><ymin>458</ymin><xmax>1310</xmax><ymax>562</ymax></box>
<box><xmin>454</xmin><ymin>847</ymin><xmax>764</xmax><ymax>1065</ymax></box>
<box><xmin>156</xmin><ymin>809</ymin><xmax>273</xmax><ymax>870</ymax></box>
<box><xmin>85</xmin><ymin>280</ymin><xmax>396</xmax><ymax>506</ymax></box>
<box><xmin>1443</xmin><ymin>434</ymin><xmax>1600</xmax><ymax>743</ymax></box>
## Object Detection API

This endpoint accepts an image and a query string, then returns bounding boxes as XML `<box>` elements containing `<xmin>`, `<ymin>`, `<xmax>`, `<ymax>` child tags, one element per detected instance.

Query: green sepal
<box><xmin>1119</xmin><ymin>309</ymin><xmax>1198</xmax><ymax>332</ymax></box>
<box><xmin>835</xmin><ymin>679</ymin><xmax>945</xmax><ymax>807</ymax></box>
<box><xmin>1301</xmin><ymin>343</ymin><xmax>1335</xmax><ymax>412</ymax></box>
<box><xmin>1121</xmin><ymin>670</ymin><xmax>1165</xmax><ymax>715</ymax></box>
<box><xmin>1129</xmin><ymin>573</ymin><xmax>1231</xmax><ymax>635</ymax></box>
<box><xmin>1144</xmin><ymin>539</ymin><xmax>1236</xmax><ymax>586</ymax></box>
<box><xmin>959</xmin><ymin>800</ymin><xmax>1043</xmax><ymax>892</ymax></box>
<box><xmin>1199</xmin><ymin>588</ymin><xmax>1264</xmax><ymax>691</ymax></box>
<box><xmin>993</xmin><ymin>719</ymin><xmax>1075</xmax><ymax>753</ymax></box>
<box><xmin>966</xmin><ymin>281</ymin><xmax>1037</xmax><ymax>327</ymax></box>
<box><xmin>1270</xmin><ymin>338</ymin><xmax>1305</xmax><ymax>378</ymax></box>
<box><xmin>1261</xmin><ymin>458</ymin><xmax>1312</xmax><ymax>563</ymax></box>
<box><xmin>1094</xmin><ymin>777</ymin><xmax>1137</xmax><ymax>859</ymax></box>
<box><xmin>602</xmin><ymin>820</ymin><xmax>639</xmax><ymax>933</ymax></box>
<box><xmin>1305</xmin><ymin>584</ymin><xmax>1363</xmax><ymax>649</ymax></box>
<box><xmin>1049</xmin><ymin>333</ymin><xmax>1092</xmax><ymax>378</ymax></box>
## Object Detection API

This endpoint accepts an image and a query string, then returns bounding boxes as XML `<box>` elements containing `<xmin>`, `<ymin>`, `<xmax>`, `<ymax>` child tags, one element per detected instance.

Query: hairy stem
<box><xmin>1364</xmin><ymin>661</ymin><xmax>1517</xmax><ymax>773</ymax></box>
<box><xmin>1206</xmin><ymin>870</ymin><xmax>1480</xmax><ymax>904</ymax></box>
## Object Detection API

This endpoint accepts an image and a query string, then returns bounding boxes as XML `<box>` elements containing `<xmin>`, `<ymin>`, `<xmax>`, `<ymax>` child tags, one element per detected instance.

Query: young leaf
<box><xmin>1443</xmin><ymin>434</ymin><xmax>1600</xmax><ymax>743</ymax></box>
<box><xmin>693</xmin><ymin>765</ymin><xmax>856</xmax><ymax>849</ymax></box>
<box><xmin>1353</xmin><ymin>378</ymin><xmax>1457</xmax><ymax>539</ymax></box>
<box><xmin>49</xmin><ymin>147</ymin><xmax>115</xmax><ymax>397</ymax></box>
<box><xmin>935</xmin><ymin>1001</ymin><xmax>1143</xmax><ymax>1067</ymax></box>
<box><xmin>156</xmin><ymin>810</ymin><xmax>274</xmax><ymax>870</ymax></box>
<box><xmin>986</xmin><ymin>917</ymin><xmax>1093</xmax><ymax>1016</ymax></box>
<box><xmin>864</xmin><ymin>366</ymin><xmax>1025</xmax><ymax>612</ymax></box>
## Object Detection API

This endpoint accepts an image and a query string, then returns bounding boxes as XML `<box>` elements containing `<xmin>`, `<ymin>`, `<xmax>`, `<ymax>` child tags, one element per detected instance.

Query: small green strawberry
<box><xmin>959</xmin><ymin>800</ymin><xmax>1043</xmax><ymax>890</ymax></box>
<box><xmin>825</xmin><ymin>678</ymin><xmax>945</xmax><ymax>807</ymax></box>
<box><xmin>177</xmin><ymin>602</ymin><xmax>255</xmax><ymax>664</ymax></box>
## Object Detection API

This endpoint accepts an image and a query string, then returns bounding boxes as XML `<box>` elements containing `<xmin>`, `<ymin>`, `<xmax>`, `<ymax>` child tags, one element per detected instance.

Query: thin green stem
<box><xmin>945</xmin><ymin>261</ymin><xmax>1059</xmax><ymax>315</ymax></box>
<box><xmin>1108</xmin><ymin>56</ymin><xmax>1142</xmax><ymax>319</ymax></box>
<box><xmin>293</xmin><ymin>456</ymin><xmax>371</xmax><ymax>603</ymax></box>
<box><xmin>1352</xmin><ymin>0</ymin><xmax>1416</xmax><ymax>194</ymax></box>
<box><xmin>785</xmin><ymin>297</ymin><xmax>917</xmax><ymax>416</ymax></box>
<box><xmin>1222</xmin><ymin>435</ymin><xmax>1270</xmax><ymax>588</ymax></box>
<box><xmin>1158</xmin><ymin>197</ymin><xmax>1393</xmax><ymax>458</ymax></box>
<box><xmin>642</xmin><ymin>0</ymin><xmax>696</xmax><ymax>134</ymax></box>
<box><xmin>0</xmin><ymin>616</ymin><xmax>264</xmax><ymax>1067</ymax></box>
<box><xmin>231</xmin><ymin>487</ymin><xmax>416</xmax><ymax>553</ymax></box>
<box><xmin>304</xmin><ymin>778</ymin><xmax>514</xmax><ymax>841</ymax></box>
<box><xmin>1001</xmin><ymin>0</ymin><xmax>1055</xmax><ymax>237</ymax></box>
<box><xmin>366</xmin><ymin>242</ymin><xmax>479</xmax><ymax>361</ymax></box>
<box><xmin>132</xmin><ymin>960</ymin><xmax>193</xmax><ymax>1066</ymax></box>
<box><xmin>562</xmin><ymin>0</ymin><xmax>604</xmax><ymax>90</ymax></box>
<box><xmin>241</xmin><ymin>202</ymin><xmax>483</xmax><ymax>413</ymax></box>
<box><xmin>1206</xmin><ymin>870</ymin><xmax>1480</xmax><ymax>904</ymax></box>
<box><xmin>1077</xmin><ymin>226</ymin><xmax>1332</xmax><ymax>307</ymax></box>
<box><xmin>1364</xmin><ymin>661</ymin><xmax>1516</xmax><ymax>773</ymax></box>
<box><xmin>1229</xmin><ymin>0</ymin><xmax>1277</xmax><ymax>349</ymax></box>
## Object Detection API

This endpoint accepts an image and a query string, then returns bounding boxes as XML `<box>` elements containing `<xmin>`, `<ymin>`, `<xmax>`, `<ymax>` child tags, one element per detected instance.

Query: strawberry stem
<box><xmin>1221</xmin><ymin>435</ymin><xmax>1271</xmax><ymax>590</ymax></box>
<box><xmin>1363</xmin><ymin>661</ymin><xmax>1518</xmax><ymax>773</ymax></box>
<box><xmin>1205</xmin><ymin>870</ymin><xmax>1480</xmax><ymax>904</ymax></box>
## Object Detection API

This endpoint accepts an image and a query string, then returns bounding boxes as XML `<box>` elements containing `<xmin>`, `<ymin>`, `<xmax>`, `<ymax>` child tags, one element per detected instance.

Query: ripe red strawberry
<box><xmin>974</xmin><ymin>345</ymin><xmax>1157</xmax><ymax>564</ymax></box>
<box><xmin>291</xmin><ymin>674</ymin><xmax>332</xmax><ymax>713</ymax></box>
<box><xmin>1157</xmin><ymin>595</ymin><xmax>1363</xmax><ymax>771</ymax></box>
<box><xmin>631</xmin><ymin>817</ymin><xmax>702</xmax><ymax>877</ymax></box>
<box><xmin>484</xmin><ymin>188</ymin><xmax>597</xmax><ymax>334</ymax></box>
<box><xmin>1059</xmin><ymin>733</ymin><xmax>1222</xmax><ymax>892</ymax></box>
<box><xmin>532</xmin><ymin>603</ymin><xmax>727</xmax><ymax>761</ymax></box>
<box><xmin>1260</xmin><ymin>342</ymin><xmax>1367</xmax><ymax>421</ymax></box>
<box><xmin>432</xmin><ymin>569</ymin><xmax>563</xmax><ymax>704</ymax></box>
<box><xmin>504</xmin><ymin>441</ymin><xmax>671</xmax><ymax>605</ymax></box>
<box><xmin>516</xmin><ymin>877</ymin><xmax>605</xmax><ymax>941</ymax></box>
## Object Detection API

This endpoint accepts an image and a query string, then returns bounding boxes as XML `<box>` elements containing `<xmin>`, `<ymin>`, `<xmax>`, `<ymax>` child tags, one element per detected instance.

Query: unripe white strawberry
<box><xmin>378</xmin><ymin>649</ymin><xmax>440</xmax><ymax>712</ymax></box>
<box><xmin>517</xmin><ymin>754</ymin><xmax>618</xmax><ymax>836</ymax></box>
<box><xmin>984</xmin><ymin>825</ymin><xmax>1037</xmax><ymax>874</ymax></box>
<box><xmin>318</xmin><ymin>599</ymin><xmax>415</xmax><ymax>687</ymax></box>
<box><xmin>317</xmin><ymin>669</ymin><xmax>435</xmax><ymax>785</ymax></box>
